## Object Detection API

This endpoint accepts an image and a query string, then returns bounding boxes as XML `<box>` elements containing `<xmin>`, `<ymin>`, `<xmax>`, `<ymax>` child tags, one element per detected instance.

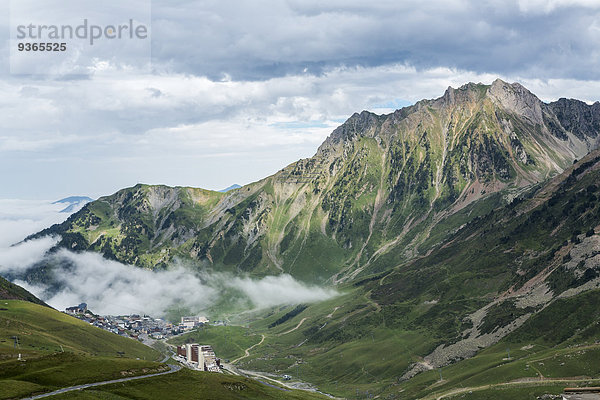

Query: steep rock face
<box><xmin>29</xmin><ymin>80</ymin><xmax>600</xmax><ymax>283</ymax></box>
<box><xmin>488</xmin><ymin>79</ymin><xmax>544</xmax><ymax>125</ymax></box>
<box><xmin>547</xmin><ymin>98</ymin><xmax>600</xmax><ymax>141</ymax></box>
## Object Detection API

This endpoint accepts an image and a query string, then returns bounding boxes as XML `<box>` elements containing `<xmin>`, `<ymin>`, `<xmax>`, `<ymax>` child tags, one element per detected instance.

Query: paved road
<box><xmin>22</xmin><ymin>364</ymin><xmax>181</xmax><ymax>399</ymax></box>
<box><xmin>257</xmin><ymin>380</ymin><xmax>290</xmax><ymax>391</ymax></box>
<box><xmin>237</xmin><ymin>368</ymin><xmax>342</xmax><ymax>399</ymax></box>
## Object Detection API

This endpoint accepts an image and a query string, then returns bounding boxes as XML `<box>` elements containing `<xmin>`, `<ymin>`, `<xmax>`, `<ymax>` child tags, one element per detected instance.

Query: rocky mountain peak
<box><xmin>316</xmin><ymin>110</ymin><xmax>379</xmax><ymax>156</ymax></box>
<box><xmin>437</xmin><ymin>79</ymin><xmax>546</xmax><ymax>125</ymax></box>
<box><xmin>548</xmin><ymin>97</ymin><xmax>600</xmax><ymax>143</ymax></box>
<box><xmin>441</xmin><ymin>81</ymin><xmax>489</xmax><ymax>106</ymax></box>
<box><xmin>488</xmin><ymin>78</ymin><xmax>544</xmax><ymax>124</ymax></box>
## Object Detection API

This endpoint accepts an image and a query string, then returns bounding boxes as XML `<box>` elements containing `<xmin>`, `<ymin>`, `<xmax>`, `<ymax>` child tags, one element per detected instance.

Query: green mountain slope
<box><xmin>28</xmin><ymin>79</ymin><xmax>599</xmax><ymax>284</ymax></box>
<box><xmin>225</xmin><ymin>150</ymin><xmax>600</xmax><ymax>398</ymax></box>
<box><xmin>0</xmin><ymin>300</ymin><xmax>160</xmax><ymax>359</ymax></box>
<box><xmin>0</xmin><ymin>300</ymin><xmax>164</xmax><ymax>399</ymax></box>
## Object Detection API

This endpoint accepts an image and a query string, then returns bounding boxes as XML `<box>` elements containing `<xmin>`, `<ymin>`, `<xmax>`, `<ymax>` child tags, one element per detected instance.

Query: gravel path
<box><xmin>231</xmin><ymin>334</ymin><xmax>265</xmax><ymax>364</ymax></box>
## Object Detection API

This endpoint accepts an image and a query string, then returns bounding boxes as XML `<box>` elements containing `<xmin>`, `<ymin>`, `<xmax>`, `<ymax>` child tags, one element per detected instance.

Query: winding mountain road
<box><xmin>231</xmin><ymin>334</ymin><xmax>265</xmax><ymax>364</ymax></box>
<box><xmin>278</xmin><ymin>317</ymin><xmax>308</xmax><ymax>335</ymax></box>
<box><xmin>22</xmin><ymin>364</ymin><xmax>181</xmax><ymax>399</ymax></box>
<box><xmin>422</xmin><ymin>377</ymin><xmax>600</xmax><ymax>400</ymax></box>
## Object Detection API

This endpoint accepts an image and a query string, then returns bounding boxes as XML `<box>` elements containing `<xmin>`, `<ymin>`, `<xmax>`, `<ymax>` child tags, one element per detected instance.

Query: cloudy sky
<box><xmin>2</xmin><ymin>0</ymin><xmax>600</xmax><ymax>199</ymax></box>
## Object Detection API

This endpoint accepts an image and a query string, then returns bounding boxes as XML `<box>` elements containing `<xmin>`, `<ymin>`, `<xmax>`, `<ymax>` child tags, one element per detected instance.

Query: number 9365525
<box><xmin>17</xmin><ymin>42</ymin><xmax>67</xmax><ymax>51</ymax></box>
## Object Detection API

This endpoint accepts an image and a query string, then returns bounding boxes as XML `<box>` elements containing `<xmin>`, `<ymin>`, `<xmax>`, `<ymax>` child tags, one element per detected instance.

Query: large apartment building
<box><xmin>176</xmin><ymin>343</ymin><xmax>221</xmax><ymax>372</ymax></box>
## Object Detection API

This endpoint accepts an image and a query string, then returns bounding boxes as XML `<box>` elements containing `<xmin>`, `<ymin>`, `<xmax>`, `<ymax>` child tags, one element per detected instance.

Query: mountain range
<box><xmin>29</xmin><ymin>79</ymin><xmax>599</xmax><ymax>284</ymax></box>
<box><xmin>10</xmin><ymin>79</ymin><xmax>600</xmax><ymax>398</ymax></box>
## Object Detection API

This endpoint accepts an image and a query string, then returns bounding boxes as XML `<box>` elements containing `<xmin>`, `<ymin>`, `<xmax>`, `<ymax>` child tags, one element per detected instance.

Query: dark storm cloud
<box><xmin>149</xmin><ymin>0</ymin><xmax>600</xmax><ymax>80</ymax></box>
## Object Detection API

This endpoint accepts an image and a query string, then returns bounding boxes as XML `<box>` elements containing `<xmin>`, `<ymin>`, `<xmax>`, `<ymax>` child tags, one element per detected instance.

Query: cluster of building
<box><xmin>65</xmin><ymin>302</ymin><xmax>88</xmax><ymax>314</ymax></box>
<box><xmin>176</xmin><ymin>343</ymin><xmax>222</xmax><ymax>372</ymax></box>
<box><xmin>64</xmin><ymin>303</ymin><xmax>223</xmax><ymax>373</ymax></box>
<box><xmin>64</xmin><ymin>303</ymin><xmax>181</xmax><ymax>340</ymax></box>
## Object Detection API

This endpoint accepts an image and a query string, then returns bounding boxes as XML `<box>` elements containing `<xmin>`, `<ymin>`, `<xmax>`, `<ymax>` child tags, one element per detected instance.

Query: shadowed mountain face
<box><xmin>28</xmin><ymin>79</ymin><xmax>600</xmax><ymax>283</ymax></box>
<box><xmin>0</xmin><ymin>275</ymin><xmax>47</xmax><ymax>306</ymax></box>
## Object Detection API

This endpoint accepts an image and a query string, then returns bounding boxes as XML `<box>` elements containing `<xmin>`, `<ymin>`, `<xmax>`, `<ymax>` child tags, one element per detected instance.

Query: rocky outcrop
<box><xmin>488</xmin><ymin>78</ymin><xmax>544</xmax><ymax>125</ymax></box>
<box><xmin>548</xmin><ymin>99</ymin><xmax>600</xmax><ymax>140</ymax></box>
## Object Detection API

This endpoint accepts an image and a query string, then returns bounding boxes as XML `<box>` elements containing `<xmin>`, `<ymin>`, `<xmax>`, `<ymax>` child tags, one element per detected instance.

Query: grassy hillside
<box><xmin>0</xmin><ymin>300</ymin><xmax>160</xmax><ymax>359</ymax></box>
<box><xmin>0</xmin><ymin>354</ymin><xmax>168</xmax><ymax>400</ymax></box>
<box><xmin>392</xmin><ymin>290</ymin><xmax>600</xmax><ymax>399</ymax></box>
<box><xmin>0</xmin><ymin>300</ymin><xmax>163</xmax><ymax>399</ymax></box>
<box><xmin>0</xmin><ymin>300</ymin><xmax>329</xmax><ymax>400</ymax></box>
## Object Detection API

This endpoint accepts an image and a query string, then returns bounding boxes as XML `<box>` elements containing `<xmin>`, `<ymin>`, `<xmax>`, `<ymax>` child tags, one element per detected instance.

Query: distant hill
<box><xmin>0</xmin><ymin>275</ymin><xmax>47</xmax><ymax>306</ymax></box>
<box><xmin>218</xmin><ymin>184</ymin><xmax>242</xmax><ymax>192</ymax></box>
<box><xmin>53</xmin><ymin>196</ymin><xmax>94</xmax><ymax>204</ymax></box>
<box><xmin>52</xmin><ymin>196</ymin><xmax>94</xmax><ymax>213</ymax></box>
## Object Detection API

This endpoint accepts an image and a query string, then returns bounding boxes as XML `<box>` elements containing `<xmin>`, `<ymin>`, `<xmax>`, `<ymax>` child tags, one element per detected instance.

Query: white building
<box><xmin>179</xmin><ymin>316</ymin><xmax>209</xmax><ymax>331</ymax></box>
<box><xmin>181</xmin><ymin>316</ymin><xmax>209</xmax><ymax>324</ymax></box>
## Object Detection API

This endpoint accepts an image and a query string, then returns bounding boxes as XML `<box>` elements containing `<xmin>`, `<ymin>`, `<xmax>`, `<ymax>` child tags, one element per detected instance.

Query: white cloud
<box><xmin>0</xmin><ymin>199</ymin><xmax>69</xmax><ymax>247</ymax></box>
<box><xmin>1</xmin><ymin>0</ymin><xmax>600</xmax><ymax>200</ymax></box>
<box><xmin>0</xmin><ymin>236</ymin><xmax>58</xmax><ymax>273</ymax></box>
<box><xmin>36</xmin><ymin>250</ymin><xmax>219</xmax><ymax>316</ymax></box>
<box><xmin>517</xmin><ymin>0</ymin><xmax>600</xmax><ymax>13</ymax></box>
<box><xmin>1</xmin><ymin>247</ymin><xmax>338</xmax><ymax>316</ymax></box>
<box><xmin>1</xmin><ymin>65</ymin><xmax>599</xmax><ymax>199</ymax></box>
<box><xmin>226</xmin><ymin>274</ymin><xmax>337</xmax><ymax>309</ymax></box>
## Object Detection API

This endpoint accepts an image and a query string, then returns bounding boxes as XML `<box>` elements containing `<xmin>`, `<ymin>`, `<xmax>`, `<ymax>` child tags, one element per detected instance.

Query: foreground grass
<box><xmin>0</xmin><ymin>353</ymin><xmax>166</xmax><ymax>399</ymax></box>
<box><xmin>51</xmin><ymin>368</ymin><xmax>328</xmax><ymax>400</ymax></box>
<box><xmin>440</xmin><ymin>384</ymin><xmax>565</xmax><ymax>400</ymax></box>
<box><xmin>0</xmin><ymin>300</ymin><xmax>166</xmax><ymax>399</ymax></box>
<box><xmin>0</xmin><ymin>380</ymin><xmax>45</xmax><ymax>400</ymax></box>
